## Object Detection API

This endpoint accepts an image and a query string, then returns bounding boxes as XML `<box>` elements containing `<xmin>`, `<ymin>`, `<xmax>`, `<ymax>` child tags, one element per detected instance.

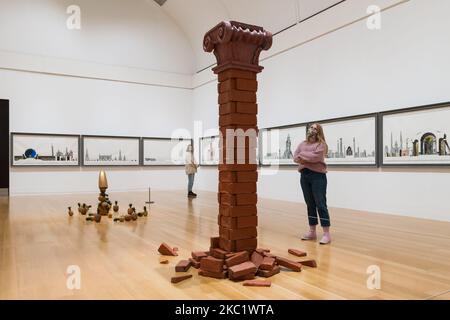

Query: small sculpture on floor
<box><xmin>68</xmin><ymin>207</ymin><xmax>74</xmax><ymax>217</ymax></box>
<box><xmin>113</xmin><ymin>201</ymin><xmax>119</xmax><ymax>213</ymax></box>
<box><xmin>97</xmin><ymin>171</ymin><xmax>112</xmax><ymax>216</ymax></box>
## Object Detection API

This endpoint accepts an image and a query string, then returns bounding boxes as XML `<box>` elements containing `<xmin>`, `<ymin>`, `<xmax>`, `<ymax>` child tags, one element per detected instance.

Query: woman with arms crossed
<box><xmin>293</xmin><ymin>123</ymin><xmax>331</xmax><ymax>244</ymax></box>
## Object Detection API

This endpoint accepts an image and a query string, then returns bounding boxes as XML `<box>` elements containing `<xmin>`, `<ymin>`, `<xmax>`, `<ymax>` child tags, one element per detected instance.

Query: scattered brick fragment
<box><xmin>199</xmin><ymin>270</ymin><xmax>228</xmax><ymax>279</ymax></box>
<box><xmin>259</xmin><ymin>257</ymin><xmax>276</xmax><ymax>271</ymax></box>
<box><xmin>191</xmin><ymin>251</ymin><xmax>208</xmax><ymax>261</ymax></box>
<box><xmin>175</xmin><ymin>260</ymin><xmax>192</xmax><ymax>272</ymax></box>
<box><xmin>171</xmin><ymin>275</ymin><xmax>192</xmax><ymax>284</ymax></box>
<box><xmin>225</xmin><ymin>251</ymin><xmax>249</xmax><ymax>268</ymax></box>
<box><xmin>228</xmin><ymin>261</ymin><xmax>257</xmax><ymax>280</ymax></box>
<box><xmin>288</xmin><ymin>249</ymin><xmax>307</xmax><ymax>257</ymax></box>
<box><xmin>243</xmin><ymin>280</ymin><xmax>271</xmax><ymax>287</ymax></box>
<box><xmin>299</xmin><ymin>260</ymin><xmax>317</xmax><ymax>268</ymax></box>
<box><xmin>275</xmin><ymin>256</ymin><xmax>302</xmax><ymax>272</ymax></box>
<box><xmin>257</xmin><ymin>265</ymin><xmax>280</xmax><ymax>278</ymax></box>
<box><xmin>158</xmin><ymin>243</ymin><xmax>178</xmax><ymax>256</ymax></box>
<box><xmin>200</xmin><ymin>256</ymin><xmax>224</xmax><ymax>273</ymax></box>
<box><xmin>250</xmin><ymin>251</ymin><xmax>264</xmax><ymax>269</ymax></box>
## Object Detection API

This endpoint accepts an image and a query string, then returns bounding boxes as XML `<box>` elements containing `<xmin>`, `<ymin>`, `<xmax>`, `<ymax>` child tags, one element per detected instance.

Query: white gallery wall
<box><xmin>0</xmin><ymin>0</ymin><xmax>195</xmax><ymax>195</ymax></box>
<box><xmin>192</xmin><ymin>0</ymin><xmax>450</xmax><ymax>221</ymax></box>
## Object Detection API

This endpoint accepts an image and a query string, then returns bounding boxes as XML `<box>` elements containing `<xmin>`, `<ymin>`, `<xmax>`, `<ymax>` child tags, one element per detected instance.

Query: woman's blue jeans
<box><xmin>188</xmin><ymin>174</ymin><xmax>195</xmax><ymax>193</ymax></box>
<box><xmin>300</xmin><ymin>168</ymin><xmax>331</xmax><ymax>227</ymax></box>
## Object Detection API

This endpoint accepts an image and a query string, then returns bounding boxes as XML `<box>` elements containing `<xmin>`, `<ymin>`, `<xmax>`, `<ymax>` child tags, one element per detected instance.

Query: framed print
<box><xmin>82</xmin><ymin>135</ymin><xmax>140</xmax><ymax>166</ymax></box>
<box><xmin>11</xmin><ymin>133</ymin><xmax>80</xmax><ymax>167</ymax></box>
<box><xmin>380</xmin><ymin>102</ymin><xmax>450</xmax><ymax>166</ymax></box>
<box><xmin>200</xmin><ymin>135</ymin><xmax>220</xmax><ymax>166</ymax></box>
<box><xmin>142</xmin><ymin>137</ymin><xmax>192</xmax><ymax>166</ymax></box>
<box><xmin>314</xmin><ymin>114</ymin><xmax>378</xmax><ymax>166</ymax></box>
<box><xmin>259</xmin><ymin>124</ymin><xmax>307</xmax><ymax>166</ymax></box>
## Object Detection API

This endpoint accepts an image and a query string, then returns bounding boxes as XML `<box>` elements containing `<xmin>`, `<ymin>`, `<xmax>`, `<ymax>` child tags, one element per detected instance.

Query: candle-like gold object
<box><xmin>99</xmin><ymin>170</ymin><xmax>108</xmax><ymax>190</ymax></box>
<box><xmin>97</xmin><ymin>170</ymin><xmax>111</xmax><ymax>217</ymax></box>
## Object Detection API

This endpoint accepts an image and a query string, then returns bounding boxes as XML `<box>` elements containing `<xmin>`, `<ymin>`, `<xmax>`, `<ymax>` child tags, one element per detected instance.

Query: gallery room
<box><xmin>1</xmin><ymin>0</ymin><xmax>449</xmax><ymax>304</ymax></box>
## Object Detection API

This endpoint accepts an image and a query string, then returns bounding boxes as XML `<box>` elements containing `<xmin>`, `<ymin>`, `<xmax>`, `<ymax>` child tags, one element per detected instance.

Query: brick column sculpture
<box><xmin>203</xmin><ymin>21</ymin><xmax>272</xmax><ymax>253</ymax></box>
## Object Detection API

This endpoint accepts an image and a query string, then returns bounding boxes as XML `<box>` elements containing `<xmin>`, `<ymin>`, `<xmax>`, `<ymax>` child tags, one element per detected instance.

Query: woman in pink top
<box><xmin>293</xmin><ymin>123</ymin><xmax>331</xmax><ymax>244</ymax></box>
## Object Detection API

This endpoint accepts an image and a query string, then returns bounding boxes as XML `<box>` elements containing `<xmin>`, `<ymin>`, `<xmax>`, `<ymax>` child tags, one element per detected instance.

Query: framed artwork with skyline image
<box><xmin>381</xmin><ymin>103</ymin><xmax>450</xmax><ymax>166</ymax></box>
<box><xmin>142</xmin><ymin>137</ymin><xmax>192</xmax><ymax>166</ymax></box>
<box><xmin>260</xmin><ymin>124</ymin><xmax>307</xmax><ymax>166</ymax></box>
<box><xmin>312</xmin><ymin>114</ymin><xmax>378</xmax><ymax>166</ymax></box>
<box><xmin>11</xmin><ymin>133</ymin><xmax>80</xmax><ymax>167</ymax></box>
<box><xmin>82</xmin><ymin>135</ymin><xmax>140</xmax><ymax>166</ymax></box>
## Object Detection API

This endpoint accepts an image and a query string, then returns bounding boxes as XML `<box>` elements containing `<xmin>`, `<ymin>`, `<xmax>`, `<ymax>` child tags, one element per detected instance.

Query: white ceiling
<box><xmin>159</xmin><ymin>0</ymin><xmax>344</xmax><ymax>71</ymax></box>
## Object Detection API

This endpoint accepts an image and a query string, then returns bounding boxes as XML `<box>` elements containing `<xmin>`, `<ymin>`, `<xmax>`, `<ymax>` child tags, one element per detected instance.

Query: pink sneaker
<box><xmin>319</xmin><ymin>233</ymin><xmax>331</xmax><ymax>245</ymax></box>
<box><xmin>301</xmin><ymin>230</ymin><xmax>317</xmax><ymax>241</ymax></box>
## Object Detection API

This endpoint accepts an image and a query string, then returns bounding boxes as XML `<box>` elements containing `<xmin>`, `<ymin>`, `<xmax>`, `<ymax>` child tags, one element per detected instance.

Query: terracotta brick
<box><xmin>237</xmin><ymin>171</ymin><xmax>258</xmax><ymax>183</ymax></box>
<box><xmin>218</xmin><ymin>164</ymin><xmax>257</xmax><ymax>172</ymax></box>
<box><xmin>218</xmin><ymin>149</ymin><xmax>256</xmax><ymax>165</ymax></box>
<box><xmin>219</xmin><ymin>193</ymin><xmax>258</xmax><ymax>206</ymax></box>
<box><xmin>219</xmin><ymin>126</ymin><xmax>259</xmax><ymax>140</ymax></box>
<box><xmin>259</xmin><ymin>257</ymin><xmax>276</xmax><ymax>271</ymax></box>
<box><xmin>175</xmin><ymin>260</ymin><xmax>192</xmax><ymax>272</ymax></box>
<box><xmin>220</xmin><ymin>215</ymin><xmax>258</xmax><ymax>229</ymax></box>
<box><xmin>251</xmin><ymin>251</ymin><xmax>264</xmax><ymax>269</ymax></box>
<box><xmin>210</xmin><ymin>237</ymin><xmax>220</xmax><ymax>249</ymax></box>
<box><xmin>225</xmin><ymin>251</ymin><xmax>250</xmax><ymax>268</ymax></box>
<box><xmin>219</xmin><ymin>114</ymin><xmax>257</xmax><ymax>126</ymax></box>
<box><xmin>218</xmin><ymin>79</ymin><xmax>235</xmax><ymax>93</ymax></box>
<box><xmin>219</xmin><ymin>171</ymin><xmax>258</xmax><ymax>183</ymax></box>
<box><xmin>219</xmin><ymin>226</ymin><xmax>257</xmax><ymax>241</ymax></box>
<box><xmin>236</xmin><ymin>102</ymin><xmax>258</xmax><ymax>114</ymax></box>
<box><xmin>257</xmin><ymin>265</ymin><xmax>280</xmax><ymax>278</ymax></box>
<box><xmin>225</xmin><ymin>252</ymin><xmax>239</xmax><ymax>259</ymax></box>
<box><xmin>200</xmin><ymin>256</ymin><xmax>224</xmax><ymax>273</ymax></box>
<box><xmin>299</xmin><ymin>260</ymin><xmax>317</xmax><ymax>268</ymax></box>
<box><xmin>255</xmin><ymin>248</ymin><xmax>270</xmax><ymax>255</ymax></box>
<box><xmin>218</xmin><ymin>69</ymin><xmax>256</xmax><ymax>82</ymax></box>
<box><xmin>191</xmin><ymin>251</ymin><xmax>208</xmax><ymax>261</ymax></box>
<box><xmin>219</xmin><ymin>90</ymin><xmax>256</xmax><ymax>104</ymax></box>
<box><xmin>231</xmin><ymin>273</ymin><xmax>256</xmax><ymax>282</ymax></box>
<box><xmin>236</xmin><ymin>79</ymin><xmax>258</xmax><ymax>92</ymax></box>
<box><xmin>171</xmin><ymin>275</ymin><xmax>192</xmax><ymax>284</ymax></box>
<box><xmin>189</xmin><ymin>258</ymin><xmax>200</xmax><ymax>269</ymax></box>
<box><xmin>275</xmin><ymin>257</ymin><xmax>302</xmax><ymax>272</ymax></box>
<box><xmin>243</xmin><ymin>280</ymin><xmax>271</xmax><ymax>287</ymax></box>
<box><xmin>211</xmin><ymin>248</ymin><xmax>228</xmax><ymax>260</ymax></box>
<box><xmin>288</xmin><ymin>249</ymin><xmax>307</xmax><ymax>257</ymax></box>
<box><xmin>219</xmin><ymin>205</ymin><xmax>257</xmax><ymax>218</ymax></box>
<box><xmin>199</xmin><ymin>269</ymin><xmax>228</xmax><ymax>279</ymax></box>
<box><xmin>219</xmin><ymin>102</ymin><xmax>237</xmax><ymax>115</ymax></box>
<box><xmin>220</xmin><ymin>237</ymin><xmax>257</xmax><ymax>252</ymax></box>
<box><xmin>219</xmin><ymin>182</ymin><xmax>256</xmax><ymax>194</ymax></box>
<box><xmin>158</xmin><ymin>243</ymin><xmax>178</xmax><ymax>256</ymax></box>
<box><xmin>228</xmin><ymin>261</ymin><xmax>257</xmax><ymax>279</ymax></box>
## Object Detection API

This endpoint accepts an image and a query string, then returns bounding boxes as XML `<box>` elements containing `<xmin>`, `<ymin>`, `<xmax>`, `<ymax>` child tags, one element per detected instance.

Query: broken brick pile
<box><xmin>160</xmin><ymin>241</ymin><xmax>317</xmax><ymax>286</ymax></box>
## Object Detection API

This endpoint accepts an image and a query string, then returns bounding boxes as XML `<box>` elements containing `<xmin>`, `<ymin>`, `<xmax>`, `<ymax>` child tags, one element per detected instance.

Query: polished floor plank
<box><xmin>0</xmin><ymin>190</ymin><xmax>449</xmax><ymax>300</ymax></box>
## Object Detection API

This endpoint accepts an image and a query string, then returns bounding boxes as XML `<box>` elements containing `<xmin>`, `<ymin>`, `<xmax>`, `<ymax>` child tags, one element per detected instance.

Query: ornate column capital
<box><xmin>203</xmin><ymin>21</ymin><xmax>273</xmax><ymax>74</ymax></box>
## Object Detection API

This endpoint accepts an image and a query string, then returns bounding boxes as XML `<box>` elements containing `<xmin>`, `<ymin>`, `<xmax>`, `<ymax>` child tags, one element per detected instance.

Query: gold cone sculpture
<box><xmin>97</xmin><ymin>171</ymin><xmax>112</xmax><ymax>217</ymax></box>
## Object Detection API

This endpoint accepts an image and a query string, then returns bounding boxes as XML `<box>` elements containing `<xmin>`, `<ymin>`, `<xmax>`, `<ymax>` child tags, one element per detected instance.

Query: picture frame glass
<box><xmin>321</xmin><ymin>116</ymin><xmax>377</xmax><ymax>165</ymax></box>
<box><xmin>83</xmin><ymin>136</ymin><xmax>140</xmax><ymax>166</ymax></box>
<box><xmin>382</xmin><ymin>106</ymin><xmax>450</xmax><ymax>165</ymax></box>
<box><xmin>260</xmin><ymin>125</ymin><xmax>306</xmax><ymax>165</ymax></box>
<box><xmin>12</xmin><ymin>134</ymin><xmax>79</xmax><ymax>166</ymax></box>
<box><xmin>143</xmin><ymin>139</ymin><xmax>191</xmax><ymax>165</ymax></box>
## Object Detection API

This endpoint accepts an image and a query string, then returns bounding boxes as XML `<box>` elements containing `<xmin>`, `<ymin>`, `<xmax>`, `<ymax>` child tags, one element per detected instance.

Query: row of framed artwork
<box><xmin>200</xmin><ymin>102</ymin><xmax>450</xmax><ymax>167</ymax></box>
<box><xmin>11</xmin><ymin>134</ymin><xmax>193</xmax><ymax>167</ymax></box>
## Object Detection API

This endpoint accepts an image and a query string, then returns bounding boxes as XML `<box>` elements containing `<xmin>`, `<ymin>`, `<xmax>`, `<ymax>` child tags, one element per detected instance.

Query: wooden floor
<box><xmin>1</xmin><ymin>190</ymin><xmax>450</xmax><ymax>300</ymax></box>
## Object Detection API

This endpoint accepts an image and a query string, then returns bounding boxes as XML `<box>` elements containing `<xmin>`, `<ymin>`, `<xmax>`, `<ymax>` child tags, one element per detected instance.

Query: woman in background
<box><xmin>185</xmin><ymin>144</ymin><xmax>198</xmax><ymax>198</ymax></box>
<box><xmin>293</xmin><ymin>123</ymin><xmax>331</xmax><ymax>245</ymax></box>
